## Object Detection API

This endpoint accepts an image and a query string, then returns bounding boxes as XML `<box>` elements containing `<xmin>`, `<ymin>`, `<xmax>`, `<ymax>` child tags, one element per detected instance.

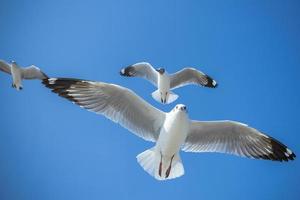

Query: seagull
<box><xmin>0</xmin><ymin>60</ymin><xmax>48</xmax><ymax>90</ymax></box>
<box><xmin>120</xmin><ymin>62</ymin><xmax>218</xmax><ymax>104</ymax></box>
<box><xmin>43</xmin><ymin>77</ymin><xmax>295</xmax><ymax>181</ymax></box>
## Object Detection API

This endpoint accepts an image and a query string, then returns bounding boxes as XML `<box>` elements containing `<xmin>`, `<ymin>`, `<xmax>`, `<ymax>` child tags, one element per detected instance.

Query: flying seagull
<box><xmin>120</xmin><ymin>62</ymin><xmax>217</xmax><ymax>104</ymax></box>
<box><xmin>0</xmin><ymin>60</ymin><xmax>48</xmax><ymax>90</ymax></box>
<box><xmin>43</xmin><ymin>77</ymin><xmax>295</xmax><ymax>181</ymax></box>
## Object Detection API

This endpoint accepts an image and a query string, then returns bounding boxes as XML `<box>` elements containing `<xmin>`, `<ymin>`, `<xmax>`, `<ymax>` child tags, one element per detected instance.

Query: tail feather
<box><xmin>137</xmin><ymin>148</ymin><xmax>157</xmax><ymax>177</ymax></box>
<box><xmin>151</xmin><ymin>90</ymin><xmax>179</xmax><ymax>104</ymax></box>
<box><xmin>136</xmin><ymin>148</ymin><xmax>184</xmax><ymax>181</ymax></box>
<box><xmin>166</xmin><ymin>91</ymin><xmax>178</xmax><ymax>104</ymax></box>
<box><xmin>151</xmin><ymin>90</ymin><xmax>161</xmax><ymax>103</ymax></box>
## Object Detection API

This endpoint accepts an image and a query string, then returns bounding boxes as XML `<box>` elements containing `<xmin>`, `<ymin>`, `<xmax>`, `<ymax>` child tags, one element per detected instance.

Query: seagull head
<box><xmin>174</xmin><ymin>104</ymin><xmax>187</xmax><ymax>113</ymax></box>
<box><xmin>156</xmin><ymin>68</ymin><xmax>165</xmax><ymax>75</ymax></box>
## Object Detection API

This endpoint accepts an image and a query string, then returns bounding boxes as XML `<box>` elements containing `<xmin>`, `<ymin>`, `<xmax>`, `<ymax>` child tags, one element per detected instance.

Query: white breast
<box><xmin>158</xmin><ymin>73</ymin><xmax>170</xmax><ymax>92</ymax></box>
<box><xmin>156</xmin><ymin>111</ymin><xmax>189</xmax><ymax>157</ymax></box>
<box><xmin>11</xmin><ymin>65</ymin><xmax>22</xmax><ymax>86</ymax></box>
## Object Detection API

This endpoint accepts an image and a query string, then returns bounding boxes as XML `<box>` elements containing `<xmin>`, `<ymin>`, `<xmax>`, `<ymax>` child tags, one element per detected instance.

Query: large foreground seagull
<box><xmin>120</xmin><ymin>62</ymin><xmax>217</xmax><ymax>104</ymax></box>
<box><xmin>0</xmin><ymin>60</ymin><xmax>48</xmax><ymax>90</ymax></box>
<box><xmin>43</xmin><ymin>78</ymin><xmax>295</xmax><ymax>181</ymax></box>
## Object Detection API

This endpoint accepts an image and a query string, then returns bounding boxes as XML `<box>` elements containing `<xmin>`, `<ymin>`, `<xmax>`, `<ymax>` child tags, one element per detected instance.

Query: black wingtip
<box><xmin>268</xmin><ymin>137</ymin><xmax>296</xmax><ymax>162</ymax></box>
<box><xmin>120</xmin><ymin>66</ymin><xmax>135</xmax><ymax>77</ymax></box>
<box><xmin>42</xmin><ymin>78</ymin><xmax>50</xmax><ymax>87</ymax></box>
<box><xmin>204</xmin><ymin>75</ymin><xmax>218</xmax><ymax>88</ymax></box>
<box><xmin>258</xmin><ymin>134</ymin><xmax>296</xmax><ymax>162</ymax></box>
<box><xmin>42</xmin><ymin>78</ymin><xmax>86</xmax><ymax>103</ymax></box>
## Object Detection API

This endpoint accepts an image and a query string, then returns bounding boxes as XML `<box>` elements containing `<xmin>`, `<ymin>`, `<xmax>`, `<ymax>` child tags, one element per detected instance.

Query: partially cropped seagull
<box><xmin>120</xmin><ymin>62</ymin><xmax>217</xmax><ymax>104</ymax></box>
<box><xmin>43</xmin><ymin>77</ymin><xmax>295</xmax><ymax>181</ymax></box>
<box><xmin>0</xmin><ymin>60</ymin><xmax>48</xmax><ymax>90</ymax></box>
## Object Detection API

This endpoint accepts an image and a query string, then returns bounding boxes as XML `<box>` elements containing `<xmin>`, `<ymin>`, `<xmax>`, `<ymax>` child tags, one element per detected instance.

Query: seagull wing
<box><xmin>170</xmin><ymin>68</ymin><xmax>217</xmax><ymax>89</ymax></box>
<box><xmin>21</xmin><ymin>65</ymin><xmax>48</xmax><ymax>79</ymax></box>
<box><xmin>182</xmin><ymin>120</ymin><xmax>295</xmax><ymax>161</ymax></box>
<box><xmin>43</xmin><ymin>78</ymin><xmax>166</xmax><ymax>142</ymax></box>
<box><xmin>0</xmin><ymin>60</ymin><xmax>11</xmax><ymax>75</ymax></box>
<box><xmin>120</xmin><ymin>62</ymin><xmax>158</xmax><ymax>86</ymax></box>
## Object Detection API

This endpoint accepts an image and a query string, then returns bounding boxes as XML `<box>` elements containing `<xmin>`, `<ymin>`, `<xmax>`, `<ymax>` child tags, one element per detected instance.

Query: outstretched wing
<box><xmin>0</xmin><ymin>60</ymin><xmax>11</xmax><ymax>74</ymax></box>
<box><xmin>120</xmin><ymin>62</ymin><xmax>158</xmax><ymax>86</ymax></box>
<box><xmin>21</xmin><ymin>65</ymin><xmax>48</xmax><ymax>79</ymax></box>
<box><xmin>183</xmin><ymin>120</ymin><xmax>295</xmax><ymax>161</ymax></box>
<box><xmin>170</xmin><ymin>68</ymin><xmax>217</xmax><ymax>89</ymax></box>
<box><xmin>43</xmin><ymin>78</ymin><xmax>166</xmax><ymax>142</ymax></box>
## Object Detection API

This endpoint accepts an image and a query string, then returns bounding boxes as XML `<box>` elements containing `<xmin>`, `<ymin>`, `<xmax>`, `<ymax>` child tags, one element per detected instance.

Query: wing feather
<box><xmin>170</xmin><ymin>68</ymin><xmax>217</xmax><ymax>89</ymax></box>
<box><xmin>120</xmin><ymin>62</ymin><xmax>158</xmax><ymax>86</ymax></box>
<box><xmin>0</xmin><ymin>60</ymin><xmax>11</xmax><ymax>74</ymax></box>
<box><xmin>43</xmin><ymin>78</ymin><xmax>166</xmax><ymax>142</ymax></box>
<box><xmin>183</xmin><ymin>120</ymin><xmax>295</xmax><ymax>161</ymax></box>
<box><xmin>21</xmin><ymin>65</ymin><xmax>48</xmax><ymax>79</ymax></box>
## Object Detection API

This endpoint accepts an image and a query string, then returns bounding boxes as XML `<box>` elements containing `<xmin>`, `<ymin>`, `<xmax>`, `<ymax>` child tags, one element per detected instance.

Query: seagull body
<box><xmin>11</xmin><ymin>62</ymin><xmax>22</xmax><ymax>90</ymax></box>
<box><xmin>120</xmin><ymin>62</ymin><xmax>218</xmax><ymax>104</ymax></box>
<box><xmin>156</xmin><ymin>71</ymin><xmax>174</xmax><ymax>104</ymax></box>
<box><xmin>0</xmin><ymin>60</ymin><xmax>48</xmax><ymax>90</ymax></box>
<box><xmin>152</xmin><ymin>105</ymin><xmax>189</xmax><ymax>179</ymax></box>
<box><xmin>43</xmin><ymin>78</ymin><xmax>295</xmax><ymax>181</ymax></box>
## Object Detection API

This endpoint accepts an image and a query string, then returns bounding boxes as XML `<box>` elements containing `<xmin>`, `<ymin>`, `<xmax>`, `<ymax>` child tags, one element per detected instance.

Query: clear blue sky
<box><xmin>0</xmin><ymin>0</ymin><xmax>299</xmax><ymax>199</ymax></box>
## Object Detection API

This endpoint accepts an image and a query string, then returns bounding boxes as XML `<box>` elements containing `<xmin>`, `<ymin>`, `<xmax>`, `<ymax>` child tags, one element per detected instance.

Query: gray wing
<box><xmin>43</xmin><ymin>78</ymin><xmax>166</xmax><ymax>142</ymax></box>
<box><xmin>120</xmin><ymin>62</ymin><xmax>158</xmax><ymax>86</ymax></box>
<box><xmin>0</xmin><ymin>60</ymin><xmax>11</xmax><ymax>74</ymax></box>
<box><xmin>170</xmin><ymin>68</ymin><xmax>217</xmax><ymax>89</ymax></box>
<box><xmin>21</xmin><ymin>65</ymin><xmax>48</xmax><ymax>79</ymax></box>
<box><xmin>182</xmin><ymin>120</ymin><xmax>295</xmax><ymax>161</ymax></box>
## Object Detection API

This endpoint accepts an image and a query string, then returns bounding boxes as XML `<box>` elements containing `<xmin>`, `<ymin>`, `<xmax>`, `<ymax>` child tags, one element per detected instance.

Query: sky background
<box><xmin>0</xmin><ymin>0</ymin><xmax>299</xmax><ymax>199</ymax></box>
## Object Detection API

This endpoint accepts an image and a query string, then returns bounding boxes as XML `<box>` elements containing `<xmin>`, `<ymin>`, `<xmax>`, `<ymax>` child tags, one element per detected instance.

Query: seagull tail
<box><xmin>166</xmin><ymin>91</ymin><xmax>178</xmax><ymax>104</ymax></box>
<box><xmin>151</xmin><ymin>90</ymin><xmax>179</xmax><ymax>104</ymax></box>
<box><xmin>151</xmin><ymin>90</ymin><xmax>162</xmax><ymax>103</ymax></box>
<box><xmin>136</xmin><ymin>147</ymin><xmax>184</xmax><ymax>181</ymax></box>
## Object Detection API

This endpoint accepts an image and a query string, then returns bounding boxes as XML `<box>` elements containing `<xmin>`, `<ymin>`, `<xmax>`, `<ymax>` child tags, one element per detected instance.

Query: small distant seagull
<box><xmin>43</xmin><ymin>77</ymin><xmax>295</xmax><ymax>181</ymax></box>
<box><xmin>120</xmin><ymin>62</ymin><xmax>217</xmax><ymax>104</ymax></box>
<box><xmin>0</xmin><ymin>60</ymin><xmax>48</xmax><ymax>90</ymax></box>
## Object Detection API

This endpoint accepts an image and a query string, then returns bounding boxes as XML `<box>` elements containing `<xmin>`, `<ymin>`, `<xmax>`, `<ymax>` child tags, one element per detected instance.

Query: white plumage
<box><xmin>120</xmin><ymin>62</ymin><xmax>218</xmax><ymax>104</ymax></box>
<box><xmin>43</xmin><ymin>78</ymin><xmax>296</xmax><ymax>181</ymax></box>
<box><xmin>0</xmin><ymin>60</ymin><xmax>48</xmax><ymax>90</ymax></box>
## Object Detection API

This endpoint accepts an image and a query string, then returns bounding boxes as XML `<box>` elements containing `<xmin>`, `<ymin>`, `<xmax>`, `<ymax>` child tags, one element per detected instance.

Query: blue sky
<box><xmin>0</xmin><ymin>0</ymin><xmax>299</xmax><ymax>199</ymax></box>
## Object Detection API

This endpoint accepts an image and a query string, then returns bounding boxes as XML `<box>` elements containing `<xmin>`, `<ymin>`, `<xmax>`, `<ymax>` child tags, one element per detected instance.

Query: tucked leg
<box><xmin>158</xmin><ymin>152</ymin><xmax>163</xmax><ymax>177</ymax></box>
<box><xmin>165</xmin><ymin>155</ymin><xmax>175</xmax><ymax>178</ymax></box>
